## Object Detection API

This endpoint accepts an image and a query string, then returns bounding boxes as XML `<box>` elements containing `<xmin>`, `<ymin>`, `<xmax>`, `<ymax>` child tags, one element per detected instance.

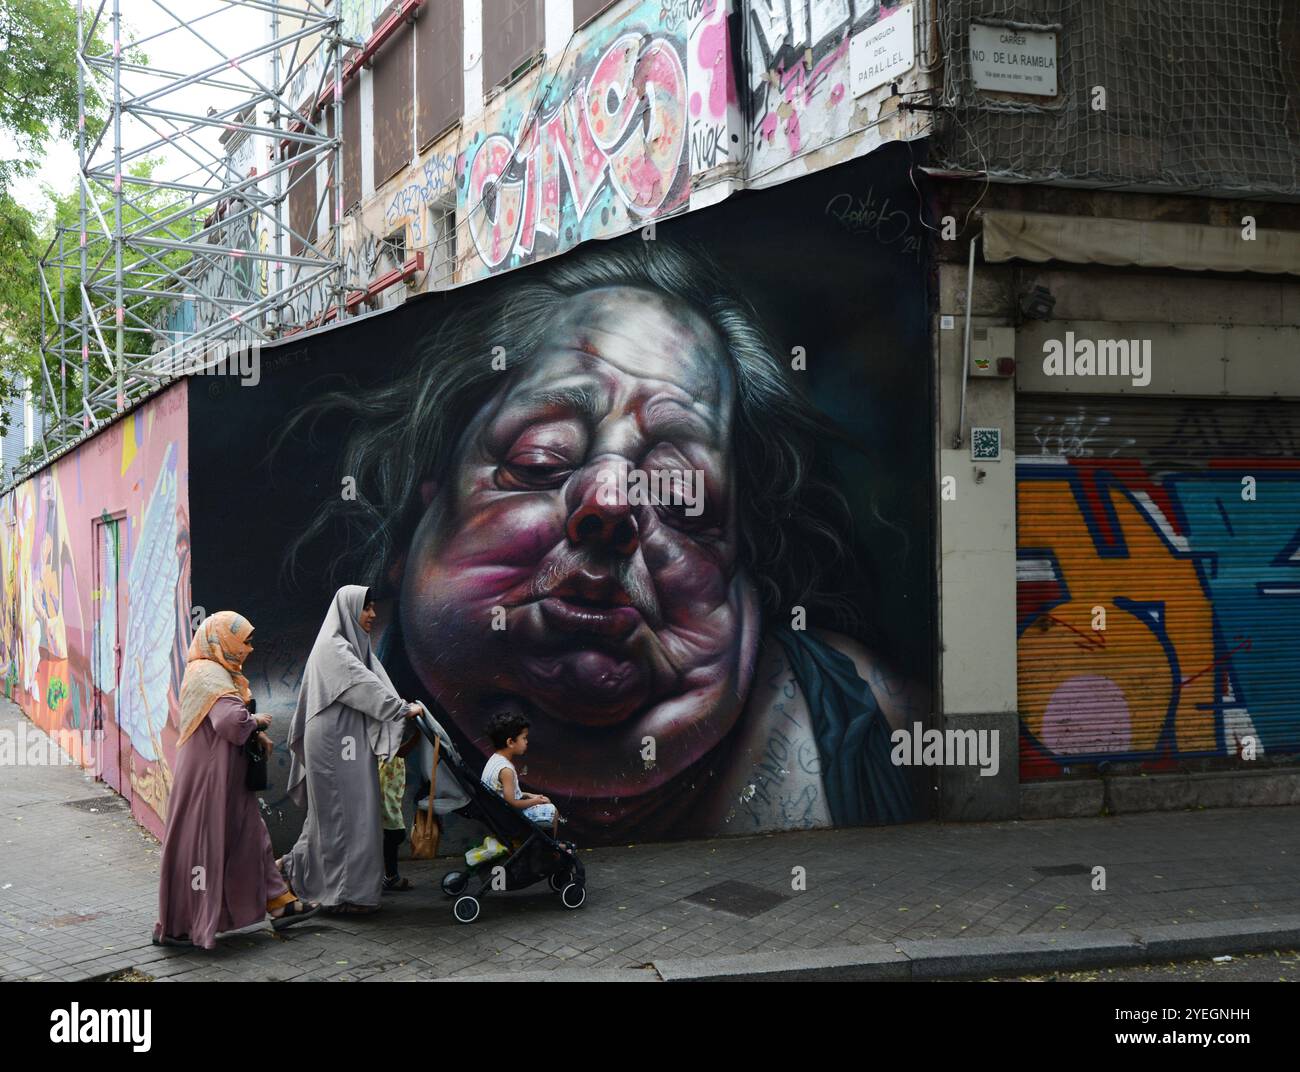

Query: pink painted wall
<box><xmin>0</xmin><ymin>381</ymin><xmax>190</xmax><ymax>839</ymax></box>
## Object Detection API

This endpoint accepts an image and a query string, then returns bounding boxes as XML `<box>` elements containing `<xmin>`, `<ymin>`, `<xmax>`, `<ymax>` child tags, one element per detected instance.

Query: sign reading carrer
<box><xmin>969</xmin><ymin>23</ymin><xmax>1058</xmax><ymax>96</ymax></box>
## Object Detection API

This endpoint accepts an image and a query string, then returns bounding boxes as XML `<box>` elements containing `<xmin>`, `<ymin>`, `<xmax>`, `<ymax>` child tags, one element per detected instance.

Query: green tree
<box><xmin>0</xmin><ymin>0</ymin><xmax>107</xmax><ymax>440</ymax></box>
<box><xmin>0</xmin><ymin>0</ymin><xmax>102</xmax><ymax>195</ymax></box>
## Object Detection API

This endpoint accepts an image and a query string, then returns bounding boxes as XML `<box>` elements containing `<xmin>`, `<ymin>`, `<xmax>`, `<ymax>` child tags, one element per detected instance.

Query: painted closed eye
<box><xmin>640</xmin><ymin>450</ymin><xmax>717</xmax><ymax>535</ymax></box>
<box><xmin>654</xmin><ymin>497</ymin><xmax>716</xmax><ymax>534</ymax></box>
<box><xmin>495</xmin><ymin>449</ymin><xmax>575</xmax><ymax>491</ymax></box>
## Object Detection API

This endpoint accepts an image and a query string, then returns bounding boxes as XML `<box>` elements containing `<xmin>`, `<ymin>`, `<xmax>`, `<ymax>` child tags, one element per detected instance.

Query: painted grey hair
<box><xmin>281</xmin><ymin>239</ymin><xmax>864</xmax><ymax>630</ymax></box>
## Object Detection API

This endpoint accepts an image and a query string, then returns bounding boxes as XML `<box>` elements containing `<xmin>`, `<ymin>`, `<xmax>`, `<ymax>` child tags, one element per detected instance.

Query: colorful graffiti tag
<box><xmin>1017</xmin><ymin>442</ymin><xmax>1300</xmax><ymax>776</ymax></box>
<box><xmin>384</xmin><ymin>151</ymin><xmax>458</xmax><ymax>243</ymax></box>
<box><xmin>463</xmin><ymin>9</ymin><xmax>691</xmax><ymax>272</ymax></box>
<box><xmin>687</xmin><ymin>0</ymin><xmax>741</xmax><ymax>172</ymax></box>
<box><xmin>0</xmin><ymin>384</ymin><xmax>191</xmax><ymax>837</ymax></box>
<box><xmin>746</xmin><ymin>0</ymin><xmax>902</xmax><ymax>170</ymax></box>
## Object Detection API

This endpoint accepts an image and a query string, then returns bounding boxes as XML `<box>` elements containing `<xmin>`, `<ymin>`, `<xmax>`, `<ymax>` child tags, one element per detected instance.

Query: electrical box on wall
<box><xmin>968</xmin><ymin>326</ymin><xmax>1016</xmax><ymax>377</ymax></box>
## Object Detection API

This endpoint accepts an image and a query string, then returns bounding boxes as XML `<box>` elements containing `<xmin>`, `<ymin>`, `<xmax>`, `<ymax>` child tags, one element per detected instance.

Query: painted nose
<box><xmin>566</xmin><ymin>461</ymin><xmax>639</xmax><ymax>556</ymax></box>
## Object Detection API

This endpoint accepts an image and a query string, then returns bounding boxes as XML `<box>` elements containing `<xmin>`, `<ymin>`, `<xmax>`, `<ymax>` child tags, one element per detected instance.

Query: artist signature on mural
<box><xmin>824</xmin><ymin>187</ymin><xmax>920</xmax><ymax>258</ymax></box>
<box><xmin>660</xmin><ymin>0</ymin><xmax>710</xmax><ymax>31</ymax></box>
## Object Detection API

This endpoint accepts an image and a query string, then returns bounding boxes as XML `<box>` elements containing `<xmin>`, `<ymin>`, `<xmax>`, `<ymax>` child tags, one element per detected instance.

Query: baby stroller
<box><xmin>411</xmin><ymin>706</ymin><xmax>586</xmax><ymax>924</ymax></box>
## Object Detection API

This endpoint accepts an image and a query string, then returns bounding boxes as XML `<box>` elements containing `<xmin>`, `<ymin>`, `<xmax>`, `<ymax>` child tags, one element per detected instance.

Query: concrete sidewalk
<box><xmin>2</xmin><ymin>698</ymin><xmax>1298</xmax><ymax>982</ymax></box>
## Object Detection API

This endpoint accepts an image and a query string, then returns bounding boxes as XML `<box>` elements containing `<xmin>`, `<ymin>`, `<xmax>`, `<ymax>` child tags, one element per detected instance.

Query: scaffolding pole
<box><xmin>31</xmin><ymin>0</ymin><xmax>345</xmax><ymax>465</ymax></box>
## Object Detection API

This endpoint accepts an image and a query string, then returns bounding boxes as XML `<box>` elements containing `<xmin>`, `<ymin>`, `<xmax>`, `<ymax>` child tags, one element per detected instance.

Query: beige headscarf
<box><xmin>177</xmin><ymin>611</ymin><xmax>254</xmax><ymax>747</ymax></box>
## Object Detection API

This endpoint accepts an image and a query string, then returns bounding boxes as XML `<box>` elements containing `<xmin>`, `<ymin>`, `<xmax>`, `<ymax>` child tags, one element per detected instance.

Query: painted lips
<box><xmin>539</xmin><ymin>596</ymin><xmax>641</xmax><ymax>640</ymax></box>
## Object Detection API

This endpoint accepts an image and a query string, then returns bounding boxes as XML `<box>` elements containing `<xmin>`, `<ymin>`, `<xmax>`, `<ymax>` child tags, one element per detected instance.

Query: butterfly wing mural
<box><xmin>118</xmin><ymin>442</ymin><xmax>179</xmax><ymax>762</ymax></box>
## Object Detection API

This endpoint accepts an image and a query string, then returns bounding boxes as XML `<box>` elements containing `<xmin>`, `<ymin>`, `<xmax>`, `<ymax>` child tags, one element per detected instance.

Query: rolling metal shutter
<box><xmin>1015</xmin><ymin>394</ymin><xmax>1300</xmax><ymax>778</ymax></box>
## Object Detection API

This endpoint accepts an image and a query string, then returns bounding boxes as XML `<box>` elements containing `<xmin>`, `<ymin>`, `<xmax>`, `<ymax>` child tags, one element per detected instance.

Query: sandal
<box><xmin>271</xmin><ymin>899</ymin><xmax>321</xmax><ymax>931</ymax></box>
<box><xmin>151</xmin><ymin>932</ymin><xmax>193</xmax><ymax>947</ymax></box>
<box><xmin>382</xmin><ymin>876</ymin><xmax>414</xmax><ymax>892</ymax></box>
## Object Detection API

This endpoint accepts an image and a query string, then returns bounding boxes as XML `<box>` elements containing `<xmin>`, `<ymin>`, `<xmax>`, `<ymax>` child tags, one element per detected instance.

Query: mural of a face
<box><xmin>399</xmin><ymin>286</ymin><xmax>761</xmax><ymax>819</ymax></box>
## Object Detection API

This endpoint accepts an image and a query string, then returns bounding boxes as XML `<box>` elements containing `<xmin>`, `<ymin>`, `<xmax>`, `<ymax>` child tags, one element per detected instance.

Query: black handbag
<box><xmin>244</xmin><ymin>696</ymin><xmax>269</xmax><ymax>791</ymax></box>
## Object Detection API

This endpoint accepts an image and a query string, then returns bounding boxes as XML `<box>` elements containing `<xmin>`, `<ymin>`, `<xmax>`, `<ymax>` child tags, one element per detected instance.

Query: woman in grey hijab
<box><xmin>280</xmin><ymin>585</ymin><xmax>420</xmax><ymax>913</ymax></box>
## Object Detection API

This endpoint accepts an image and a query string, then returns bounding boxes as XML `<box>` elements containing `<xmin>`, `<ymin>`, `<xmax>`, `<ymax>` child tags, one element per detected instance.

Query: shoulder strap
<box><xmin>425</xmin><ymin>736</ymin><xmax>440</xmax><ymax>823</ymax></box>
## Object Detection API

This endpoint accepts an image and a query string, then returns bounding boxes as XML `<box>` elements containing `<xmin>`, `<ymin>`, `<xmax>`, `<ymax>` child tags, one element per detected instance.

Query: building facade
<box><xmin>928</xmin><ymin>0</ymin><xmax>1300</xmax><ymax>819</ymax></box>
<box><xmin>2</xmin><ymin>0</ymin><xmax>1297</xmax><ymax>849</ymax></box>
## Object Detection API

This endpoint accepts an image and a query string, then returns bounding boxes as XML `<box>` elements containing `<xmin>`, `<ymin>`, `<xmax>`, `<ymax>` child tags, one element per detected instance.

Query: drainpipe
<box><xmin>954</xmin><ymin>235</ymin><xmax>978</xmax><ymax>449</ymax></box>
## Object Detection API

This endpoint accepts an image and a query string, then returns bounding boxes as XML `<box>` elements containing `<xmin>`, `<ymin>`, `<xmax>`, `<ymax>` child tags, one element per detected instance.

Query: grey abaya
<box><xmin>282</xmin><ymin>586</ymin><xmax>409</xmax><ymax>909</ymax></box>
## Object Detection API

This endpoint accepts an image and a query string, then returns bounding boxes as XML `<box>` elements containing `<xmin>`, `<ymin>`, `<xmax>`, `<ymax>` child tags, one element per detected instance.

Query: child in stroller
<box><xmin>480</xmin><ymin>712</ymin><xmax>560</xmax><ymax>835</ymax></box>
<box><xmin>411</xmin><ymin>705</ymin><xmax>585</xmax><ymax>924</ymax></box>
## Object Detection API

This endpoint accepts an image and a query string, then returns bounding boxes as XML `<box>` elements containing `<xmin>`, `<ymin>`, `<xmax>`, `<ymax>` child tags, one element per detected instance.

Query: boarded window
<box><xmin>372</xmin><ymin>20</ymin><xmax>415</xmax><ymax>186</ymax></box>
<box><xmin>342</xmin><ymin>75</ymin><xmax>361</xmax><ymax>211</ymax></box>
<box><xmin>573</xmin><ymin>0</ymin><xmax>616</xmax><ymax>29</ymax></box>
<box><xmin>416</xmin><ymin>0</ymin><xmax>463</xmax><ymax>147</ymax></box>
<box><xmin>482</xmin><ymin>0</ymin><xmax>542</xmax><ymax>92</ymax></box>
<box><xmin>286</xmin><ymin>138</ymin><xmax>317</xmax><ymax>256</ymax></box>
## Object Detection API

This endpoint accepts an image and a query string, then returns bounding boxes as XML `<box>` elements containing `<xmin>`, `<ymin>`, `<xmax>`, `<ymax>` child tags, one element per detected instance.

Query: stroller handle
<box><xmin>410</xmin><ymin>702</ymin><xmax>464</xmax><ymax>766</ymax></box>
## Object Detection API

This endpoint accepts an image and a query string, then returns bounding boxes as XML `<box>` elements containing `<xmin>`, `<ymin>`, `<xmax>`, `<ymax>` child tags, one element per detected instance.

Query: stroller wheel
<box><xmin>441</xmin><ymin>870</ymin><xmax>470</xmax><ymax>896</ymax></box>
<box><xmin>560</xmin><ymin>883</ymin><xmax>586</xmax><ymax>910</ymax></box>
<box><xmin>547</xmin><ymin>870</ymin><xmax>571</xmax><ymax>893</ymax></box>
<box><xmin>452</xmin><ymin>895</ymin><xmax>480</xmax><ymax>924</ymax></box>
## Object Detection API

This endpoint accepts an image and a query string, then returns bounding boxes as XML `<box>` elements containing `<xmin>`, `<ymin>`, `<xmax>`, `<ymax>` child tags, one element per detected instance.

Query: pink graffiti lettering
<box><xmin>467</xmin><ymin>135</ymin><xmax>525</xmax><ymax>270</ymax></box>
<box><xmin>468</xmin><ymin>33</ymin><xmax>687</xmax><ymax>270</ymax></box>
<box><xmin>755</xmin><ymin>35</ymin><xmax>850</xmax><ymax>150</ymax></box>
<box><xmin>694</xmin><ymin>0</ymin><xmax>735</xmax><ymax>121</ymax></box>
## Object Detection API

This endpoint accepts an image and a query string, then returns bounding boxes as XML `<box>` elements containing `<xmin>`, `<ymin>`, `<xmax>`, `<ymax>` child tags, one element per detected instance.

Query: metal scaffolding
<box><xmin>32</xmin><ymin>0</ymin><xmax>347</xmax><ymax>456</ymax></box>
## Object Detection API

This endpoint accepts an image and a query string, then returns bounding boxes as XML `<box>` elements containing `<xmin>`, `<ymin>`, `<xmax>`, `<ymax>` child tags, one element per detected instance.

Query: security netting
<box><xmin>933</xmin><ymin>0</ymin><xmax>1300</xmax><ymax>195</ymax></box>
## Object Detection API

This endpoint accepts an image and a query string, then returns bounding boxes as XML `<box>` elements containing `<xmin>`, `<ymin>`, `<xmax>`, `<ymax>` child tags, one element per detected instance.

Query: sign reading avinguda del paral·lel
<box><xmin>969</xmin><ymin>23</ymin><xmax>1058</xmax><ymax>96</ymax></box>
<box><xmin>850</xmin><ymin>4</ymin><xmax>916</xmax><ymax>97</ymax></box>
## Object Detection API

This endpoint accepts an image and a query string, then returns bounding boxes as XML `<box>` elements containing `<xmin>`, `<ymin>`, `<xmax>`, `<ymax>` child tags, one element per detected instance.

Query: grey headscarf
<box><xmin>286</xmin><ymin>584</ymin><xmax>407</xmax><ymax>807</ymax></box>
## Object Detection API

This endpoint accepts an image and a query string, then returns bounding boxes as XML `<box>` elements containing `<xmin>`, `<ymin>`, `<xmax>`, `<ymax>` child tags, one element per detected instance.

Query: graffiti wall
<box><xmin>190</xmin><ymin>145</ymin><xmax>934</xmax><ymax>849</ymax></box>
<box><xmin>259</xmin><ymin>0</ymin><xmax>931</xmax><ymax>324</ymax></box>
<box><xmin>265</xmin><ymin>0</ymin><xmax>735</xmax><ymax>314</ymax></box>
<box><xmin>461</xmin><ymin>16</ymin><xmax>690</xmax><ymax>273</ymax></box>
<box><xmin>365</xmin><ymin>1</ymin><xmax>752</xmax><ymax>290</ymax></box>
<box><xmin>746</xmin><ymin>1</ymin><xmax>919</xmax><ymax>179</ymax></box>
<box><xmin>1016</xmin><ymin>397</ymin><xmax>1300</xmax><ymax>777</ymax></box>
<box><xmin>0</xmin><ymin>383</ymin><xmax>191</xmax><ymax>839</ymax></box>
<box><xmin>173</xmin><ymin>1</ymin><xmax>932</xmax><ymax>343</ymax></box>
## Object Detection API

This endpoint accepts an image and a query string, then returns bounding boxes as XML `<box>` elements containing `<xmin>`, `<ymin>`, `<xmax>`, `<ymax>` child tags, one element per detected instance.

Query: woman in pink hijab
<box><xmin>153</xmin><ymin>611</ymin><xmax>319</xmax><ymax>948</ymax></box>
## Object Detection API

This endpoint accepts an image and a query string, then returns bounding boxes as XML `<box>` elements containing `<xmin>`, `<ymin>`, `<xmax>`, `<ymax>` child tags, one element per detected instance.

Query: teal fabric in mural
<box><xmin>774</xmin><ymin>625</ymin><xmax>914</xmax><ymax>826</ymax></box>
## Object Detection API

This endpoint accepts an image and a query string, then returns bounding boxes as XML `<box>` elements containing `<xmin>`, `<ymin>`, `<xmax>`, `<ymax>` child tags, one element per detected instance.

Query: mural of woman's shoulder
<box><xmin>810</xmin><ymin>628</ymin><xmax>929</xmax><ymax>735</ymax></box>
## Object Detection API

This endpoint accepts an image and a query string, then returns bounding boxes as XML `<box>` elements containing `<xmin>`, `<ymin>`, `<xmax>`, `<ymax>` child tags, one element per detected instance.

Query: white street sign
<box><xmin>969</xmin><ymin>23</ymin><xmax>1058</xmax><ymax>96</ymax></box>
<box><xmin>850</xmin><ymin>5</ymin><xmax>916</xmax><ymax>98</ymax></box>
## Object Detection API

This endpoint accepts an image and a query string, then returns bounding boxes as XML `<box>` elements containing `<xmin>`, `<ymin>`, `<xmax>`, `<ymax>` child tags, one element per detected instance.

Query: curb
<box><xmin>649</xmin><ymin>915</ymin><xmax>1300</xmax><ymax>982</ymax></box>
<box><xmin>451</xmin><ymin>967</ymin><xmax>661</xmax><ymax>982</ymax></box>
<box><xmin>99</xmin><ymin>915</ymin><xmax>1300</xmax><ymax>983</ymax></box>
<box><xmin>432</xmin><ymin>915</ymin><xmax>1300</xmax><ymax>981</ymax></box>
